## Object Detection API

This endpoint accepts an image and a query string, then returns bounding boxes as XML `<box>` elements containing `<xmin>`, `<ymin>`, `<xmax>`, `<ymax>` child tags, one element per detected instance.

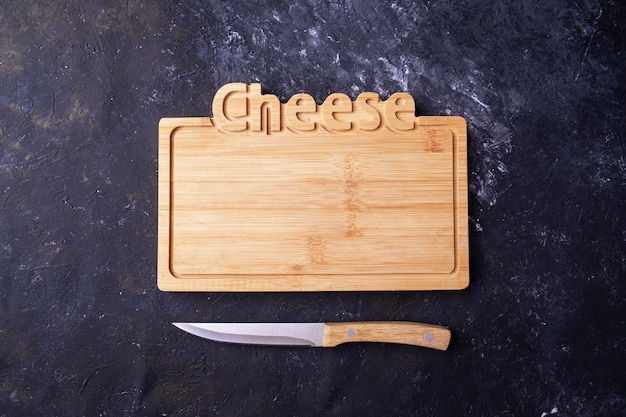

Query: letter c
<box><xmin>213</xmin><ymin>83</ymin><xmax>248</xmax><ymax>132</ymax></box>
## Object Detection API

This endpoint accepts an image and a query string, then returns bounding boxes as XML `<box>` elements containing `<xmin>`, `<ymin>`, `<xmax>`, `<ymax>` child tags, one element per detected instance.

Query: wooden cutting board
<box><xmin>158</xmin><ymin>83</ymin><xmax>468</xmax><ymax>291</ymax></box>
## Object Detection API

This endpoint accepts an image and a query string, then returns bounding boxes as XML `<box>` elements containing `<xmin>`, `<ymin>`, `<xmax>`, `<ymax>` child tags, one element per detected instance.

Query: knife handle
<box><xmin>323</xmin><ymin>321</ymin><xmax>451</xmax><ymax>350</ymax></box>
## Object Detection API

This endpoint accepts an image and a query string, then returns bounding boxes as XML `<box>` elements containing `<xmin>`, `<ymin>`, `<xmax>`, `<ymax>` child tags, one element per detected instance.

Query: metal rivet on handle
<box><xmin>346</xmin><ymin>329</ymin><xmax>356</xmax><ymax>338</ymax></box>
<box><xmin>423</xmin><ymin>333</ymin><xmax>434</xmax><ymax>342</ymax></box>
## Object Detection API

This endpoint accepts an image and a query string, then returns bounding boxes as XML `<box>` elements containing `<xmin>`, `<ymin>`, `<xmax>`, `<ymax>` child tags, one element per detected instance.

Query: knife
<box><xmin>173</xmin><ymin>321</ymin><xmax>451</xmax><ymax>350</ymax></box>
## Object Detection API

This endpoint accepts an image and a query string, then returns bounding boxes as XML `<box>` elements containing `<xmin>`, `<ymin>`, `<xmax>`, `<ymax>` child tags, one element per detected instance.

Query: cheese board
<box><xmin>158</xmin><ymin>83</ymin><xmax>468</xmax><ymax>291</ymax></box>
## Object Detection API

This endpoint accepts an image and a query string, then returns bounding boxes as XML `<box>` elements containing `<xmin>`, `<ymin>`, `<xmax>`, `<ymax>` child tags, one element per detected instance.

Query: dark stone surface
<box><xmin>1</xmin><ymin>0</ymin><xmax>624</xmax><ymax>415</ymax></box>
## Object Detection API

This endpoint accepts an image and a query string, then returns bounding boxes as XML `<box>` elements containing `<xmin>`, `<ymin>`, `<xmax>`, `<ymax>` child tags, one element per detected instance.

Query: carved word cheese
<box><xmin>212</xmin><ymin>83</ymin><xmax>417</xmax><ymax>134</ymax></box>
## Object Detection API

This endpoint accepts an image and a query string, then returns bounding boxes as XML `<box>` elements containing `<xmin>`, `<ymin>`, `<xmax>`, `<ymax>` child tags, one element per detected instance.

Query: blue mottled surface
<box><xmin>1</xmin><ymin>1</ymin><xmax>624</xmax><ymax>416</ymax></box>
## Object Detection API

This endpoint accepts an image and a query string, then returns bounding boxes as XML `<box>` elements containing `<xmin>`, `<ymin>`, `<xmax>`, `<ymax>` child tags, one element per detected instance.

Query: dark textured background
<box><xmin>1</xmin><ymin>1</ymin><xmax>625</xmax><ymax>416</ymax></box>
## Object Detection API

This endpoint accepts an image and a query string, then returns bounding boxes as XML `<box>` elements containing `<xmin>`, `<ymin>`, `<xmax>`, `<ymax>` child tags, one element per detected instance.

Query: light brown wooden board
<box><xmin>158</xmin><ymin>83</ymin><xmax>468</xmax><ymax>291</ymax></box>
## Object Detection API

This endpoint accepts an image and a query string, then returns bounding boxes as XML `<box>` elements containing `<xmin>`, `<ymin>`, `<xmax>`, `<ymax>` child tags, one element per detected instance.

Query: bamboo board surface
<box><xmin>158</xmin><ymin>83</ymin><xmax>468</xmax><ymax>291</ymax></box>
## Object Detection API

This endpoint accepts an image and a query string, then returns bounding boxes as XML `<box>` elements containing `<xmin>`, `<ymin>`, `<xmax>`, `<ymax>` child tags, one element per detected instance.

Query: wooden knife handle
<box><xmin>323</xmin><ymin>321</ymin><xmax>451</xmax><ymax>350</ymax></box>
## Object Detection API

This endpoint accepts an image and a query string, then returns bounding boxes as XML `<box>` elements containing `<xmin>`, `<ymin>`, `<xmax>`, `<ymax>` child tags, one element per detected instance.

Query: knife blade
<box><xmin>173</xmin><ymin>321</ymin><xmax>451</xmax><ymax>350</ymax></box>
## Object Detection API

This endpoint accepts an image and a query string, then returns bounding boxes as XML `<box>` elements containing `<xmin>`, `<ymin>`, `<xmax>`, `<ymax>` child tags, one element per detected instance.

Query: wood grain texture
<box><xmin>323</xmin><ymin>322</ymin><xmax>451</xmax><ymax>350</ymax></box>
<box><xmin>158</xmin><ymin>83</ymin><xmax>468</xmax><ymax>291</ymax></box>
